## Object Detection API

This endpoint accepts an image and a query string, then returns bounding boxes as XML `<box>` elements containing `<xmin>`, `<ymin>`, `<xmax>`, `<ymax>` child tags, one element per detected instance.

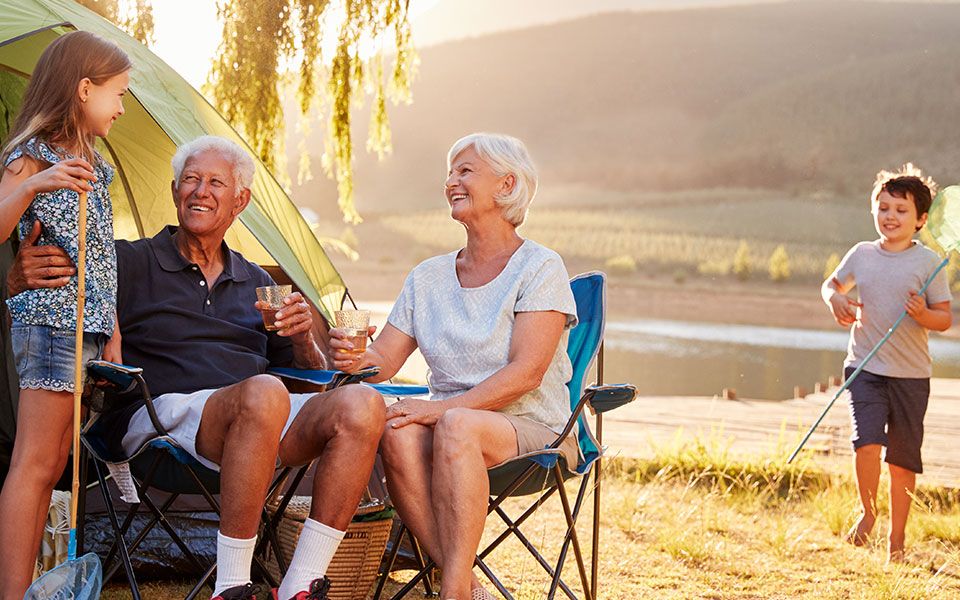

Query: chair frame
<box><xmin>78</xmin><ymin>362</ymin><xmax>375</xmax><ymax>599</ymax></box>
<box><xmin>371</xmin><ymin>272</ymin><xmax>636</xmax><ymax>600</ymax></box>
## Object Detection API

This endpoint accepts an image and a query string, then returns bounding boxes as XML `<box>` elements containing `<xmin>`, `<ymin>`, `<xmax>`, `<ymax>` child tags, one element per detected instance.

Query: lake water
<box><xmin>358</xmin><ymin>302</ymin><xmax>960</xmax><ymax>400</ymax></box>
<box><xmin>604</xmin><ymin>319</ymin><xmax>960</xmax><ymax>399</ymax></box>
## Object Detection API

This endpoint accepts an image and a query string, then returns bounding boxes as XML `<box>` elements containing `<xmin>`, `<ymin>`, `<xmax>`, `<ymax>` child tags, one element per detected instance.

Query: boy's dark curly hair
<box><xmin>871</xmin><ymin>163</ymin><xmax>938</xmax><ymax>223</ymax></box>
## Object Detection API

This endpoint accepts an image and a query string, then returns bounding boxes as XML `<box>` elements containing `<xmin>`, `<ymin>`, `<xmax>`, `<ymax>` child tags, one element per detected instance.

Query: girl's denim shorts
<box><xmin>10</xmin><ymin>323</ymin><xmax>106</xmax><ymax>393</ymax></box>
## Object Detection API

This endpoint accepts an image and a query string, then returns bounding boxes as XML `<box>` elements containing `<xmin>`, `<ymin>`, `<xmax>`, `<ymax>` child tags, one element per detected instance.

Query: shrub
<box><xmin>823</xmin><ymin>252</ymin><xmax>840</xmax><ymax>279</ymax></box>
<box><xmin>698</xmin><ymin>259</ymin><xmax>731</xmax><ymax>276</ymax></box>
<box><xmin>605</xmin><ymin>254</ymin><xmax>638</xmax><ymax>275</ymax></box>
<box><xmin>768</xmin><ymin>244</ymin><xmax>791</xmax><ymax>282</ymax></box>
<box><xmin>732</xmin><ymin>240</ymin><xmax>751</xmax><ymax>280</ymax></box>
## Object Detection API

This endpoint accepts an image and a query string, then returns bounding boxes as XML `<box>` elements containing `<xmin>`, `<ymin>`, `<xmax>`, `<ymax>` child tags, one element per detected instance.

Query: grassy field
<box><xmin>102</xmin><ymin>443</ymin><xmax>960</xmax><ymax>599</ymax></box>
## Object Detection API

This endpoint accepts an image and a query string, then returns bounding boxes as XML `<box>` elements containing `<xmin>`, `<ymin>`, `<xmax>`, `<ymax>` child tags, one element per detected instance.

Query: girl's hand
<box><xmin>102</xmin><ymin>332</ymin><xmax>122</xmax><ymax>365</ymax></box>
<box><xmin>385</xmin><ymin>398</ymin><xmax>444</xmax><ymax>429</ymax></box>
<box><xmin>329</xmin><ymin>325</ymin><xmax>376</xmax><ymax>373</ymax></box>
<box><xmin>905</xmin><ymin>290</ymin><xmax>928</xmax><ymax>320</ymax></box>
<box><xmin>27</xmin><ymin>158</ymin><xmax>96</xmax><ymax>195</ymax></box>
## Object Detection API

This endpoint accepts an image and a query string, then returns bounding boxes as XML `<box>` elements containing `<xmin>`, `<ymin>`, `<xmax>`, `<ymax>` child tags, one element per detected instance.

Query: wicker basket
<box><xmin>263</xmin><ymin>496</ymin><xmax>393</xmax><ymax>600</ymax></box>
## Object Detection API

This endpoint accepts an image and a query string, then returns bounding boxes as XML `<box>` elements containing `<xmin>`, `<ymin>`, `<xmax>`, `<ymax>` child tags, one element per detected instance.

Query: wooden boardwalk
<box><xmin>601</xmin><ymin>378</ymin><xmax>960</xmax><ymax>488</ymax></box>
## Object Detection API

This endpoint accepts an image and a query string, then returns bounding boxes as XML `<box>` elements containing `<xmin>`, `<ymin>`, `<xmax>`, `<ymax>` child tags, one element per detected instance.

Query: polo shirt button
<box><xmin>206</xmin><ymin>299</ymin><xmax>211</xmax><ymax>305</ymax></box>
<box><xmin>192</xmin><ymin>266</ymin><xmax>198</xmax><ymax>271</ymax></box>
<box><xmin>199</xmin><ymin>280</ymin><xmax>206</xmax><ymax>287</ymax></box>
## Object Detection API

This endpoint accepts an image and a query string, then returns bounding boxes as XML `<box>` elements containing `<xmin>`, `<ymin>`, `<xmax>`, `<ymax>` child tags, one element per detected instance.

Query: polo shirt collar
<box><xmin>150</xmin><ymin>225</ymin><xmax>253</xmax><ymax>282</ymax></box>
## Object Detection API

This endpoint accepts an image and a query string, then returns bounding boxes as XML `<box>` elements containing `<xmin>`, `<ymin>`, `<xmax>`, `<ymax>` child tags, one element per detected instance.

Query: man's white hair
<box><xmin>171</xmin><ymin>135</ymin><xmax>255</xmax><ymax>192</ymax></box>
<box><xmin>447</xmin><ymin>132</ymin><xmax>538</xmax><ymax>227</ymax></box>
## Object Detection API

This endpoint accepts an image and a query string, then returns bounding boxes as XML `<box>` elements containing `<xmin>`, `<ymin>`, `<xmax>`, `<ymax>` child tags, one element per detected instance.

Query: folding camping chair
<box><xmin>372</xmin><ymin>271</ymin><xmax>637</xmax><ymax>600</ymax></box>
<box><xmin>78</xmin><ymin>361</ymin><xmax>376</xmax><ymax>600</ymax></box>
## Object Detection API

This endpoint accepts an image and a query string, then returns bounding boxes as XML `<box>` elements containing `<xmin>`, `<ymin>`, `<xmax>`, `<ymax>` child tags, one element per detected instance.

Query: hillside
<box><xmin>285</xmin><ymin>0</ymin><xmax>960</xmax><ymax>219</ymax></box>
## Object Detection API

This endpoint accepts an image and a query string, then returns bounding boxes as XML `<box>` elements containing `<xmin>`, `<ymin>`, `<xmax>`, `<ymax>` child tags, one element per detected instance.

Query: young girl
<box><xmin>0</xmin><ymin>31</ymin><xmax>130</xmax><ymax>596</ymax></box>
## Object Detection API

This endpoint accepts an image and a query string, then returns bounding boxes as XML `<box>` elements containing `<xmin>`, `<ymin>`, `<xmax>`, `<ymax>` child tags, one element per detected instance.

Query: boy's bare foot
<box><xmin>887</xmin><ymin>547</ymin><xmax>906</xmax><ymax>564</ymax></box>
<box><xmin>844</xmin><ymin>515</ymin><xmax>875</xmax><ymax>546</ymax></box>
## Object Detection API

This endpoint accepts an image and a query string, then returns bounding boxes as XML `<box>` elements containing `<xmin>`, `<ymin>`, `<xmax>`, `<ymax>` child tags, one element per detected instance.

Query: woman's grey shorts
<box><xmin>10</xmin><ymin>323</ymin><xmax>105</xmax><ymax>393</ymax></box>
<box><xmin>845</xmin><ymin>367</ymin><xmax>929</xmax><ymax>474</ymax></box>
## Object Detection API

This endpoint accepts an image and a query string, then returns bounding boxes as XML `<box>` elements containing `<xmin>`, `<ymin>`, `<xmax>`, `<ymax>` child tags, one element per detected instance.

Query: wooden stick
<box><xmin>68</xmin><ymin>190</ymin><xmax>87</xmax><ymax>560</ymax></box>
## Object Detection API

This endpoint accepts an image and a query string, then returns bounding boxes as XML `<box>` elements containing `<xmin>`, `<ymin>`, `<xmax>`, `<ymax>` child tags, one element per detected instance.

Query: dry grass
<box><xmin>378</xmin><ymin>193</ymin><xmax>877</xmax><ymax>282</ymax></box>
<box><xmin>103</xmin><ymin>444</ymin><xmax>960</xmax><ymax>599</ymax></box>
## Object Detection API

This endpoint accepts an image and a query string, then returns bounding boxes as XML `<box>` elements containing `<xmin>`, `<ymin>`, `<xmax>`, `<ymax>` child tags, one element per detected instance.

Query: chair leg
<box><xmin>185</xmin><ymin>562</ymin><xmax>217</xmax><ymax>600</ymax></box>
<box><xmin>371</xmin><ymin>523</ymin><xmax>405</xmax><ymax>600</ymax></box>
<box><xmin>474</xmin><ymin>555</ymin><xmax>513</xmax><ymax>600</ymax></box>
<box><xmin>548</xmin><ymin>466</ymin><xmax>590</xmax><ymax>600</ymax></box>
<box><xmin>487</xmin><ymin>507</ymin><xmax>578</xmax><ymax>600</ymax></box>
<box><xmin>408</xmin><ymin>534</ymin><xmax>438</xmax><ymax>597</ymax></box>
<box><xmin>591</xmin><ymin>414</ymin><xmax>603</xmax><ymax>600</ymax></box>
<box><xmin>92</xmin><ymin>459</ymin><xmax>141</xmax><ymax>600</ymax></box>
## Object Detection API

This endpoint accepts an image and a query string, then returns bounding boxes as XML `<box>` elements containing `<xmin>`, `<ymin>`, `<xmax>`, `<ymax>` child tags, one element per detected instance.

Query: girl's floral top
<box><xmin>5</xmin><ymin>137</ymin><xmax>117</xmax><ymax>334</ymax></box>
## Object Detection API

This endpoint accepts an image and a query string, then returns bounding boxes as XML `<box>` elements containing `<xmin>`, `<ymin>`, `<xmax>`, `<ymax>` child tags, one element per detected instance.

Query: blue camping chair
<box><xmin>78</xmin><ymin>362</ymin><xmax>378</xmax><ymax>600</ymax></box>
<box><xmin>372</xmin><ymin>271</ymin><xmax>637</xmax><ymax>600</ymax></box>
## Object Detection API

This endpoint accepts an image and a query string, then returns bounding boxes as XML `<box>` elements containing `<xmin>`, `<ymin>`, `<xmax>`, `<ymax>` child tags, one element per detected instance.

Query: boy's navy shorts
<box><xmin>845</xmin><ymin>367</ymin><xmax>928</xmax><ymax>474</ymax></box>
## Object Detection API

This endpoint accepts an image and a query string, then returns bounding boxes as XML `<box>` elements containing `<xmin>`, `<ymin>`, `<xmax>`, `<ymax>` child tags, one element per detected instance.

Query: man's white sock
<box><xmin>213</xmin><ymin>531</ymin><xmax>257</xmax><ymax>596</ymax></box>
<box><xmin>276</xmin><ymin>518</ymin><xmax>345</xmax><ymax>600</ymax></box>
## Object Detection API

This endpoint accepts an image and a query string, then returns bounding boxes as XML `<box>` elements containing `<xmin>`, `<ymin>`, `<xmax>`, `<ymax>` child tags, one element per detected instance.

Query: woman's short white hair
<box><xmin>447</xmin><ymin>133</ymin><xmax>538</xmax><ymax>226</ymax></box>
<box><xmin>171</xmin><ymin>135</ymin><xmax>255</xmax><ymax>193</ymax></box>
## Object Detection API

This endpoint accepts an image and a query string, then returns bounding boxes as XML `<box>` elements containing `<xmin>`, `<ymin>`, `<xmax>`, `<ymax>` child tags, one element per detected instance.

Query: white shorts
<box><xmin>120</xmin><ymin>388</ymin><xmax>317</xmax><ymax>472</ymax></box>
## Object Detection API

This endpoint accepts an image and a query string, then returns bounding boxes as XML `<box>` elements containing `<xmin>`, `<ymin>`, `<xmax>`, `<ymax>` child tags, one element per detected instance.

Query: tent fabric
<box><xmin>0</xmin><ymin>0</ymin><xmax>347</xmax><ymax>322</ymax></box>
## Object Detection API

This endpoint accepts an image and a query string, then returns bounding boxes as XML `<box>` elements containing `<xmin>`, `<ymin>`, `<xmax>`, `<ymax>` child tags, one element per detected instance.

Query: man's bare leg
<box><xmin>195</xmin><ymin>374</ymin><xmax>291</xmax><ymax>596</ymax></box>
<box><xmin>275</xmin><ymin>384</ymin><xmax>385</xmax><ymax>599</ymax></box>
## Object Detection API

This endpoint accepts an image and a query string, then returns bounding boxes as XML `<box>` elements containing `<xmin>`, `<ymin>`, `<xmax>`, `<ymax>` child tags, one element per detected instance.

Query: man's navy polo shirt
<box><xmin>115</xmin><ymin>225</ymin><xmax>294</xmax><ymax>398</ymax></box>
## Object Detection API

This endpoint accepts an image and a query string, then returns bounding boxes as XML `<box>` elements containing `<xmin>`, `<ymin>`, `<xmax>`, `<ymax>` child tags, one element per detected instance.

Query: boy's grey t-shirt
<box><xmin>831</xmin><ymin>240</ymin><xmax>951</xmax><ymax>378</ymax></box>
<box><xmin>387</xmin><ymin>240</ymin><xmax>577</xmax><ymax>433</ymax></box>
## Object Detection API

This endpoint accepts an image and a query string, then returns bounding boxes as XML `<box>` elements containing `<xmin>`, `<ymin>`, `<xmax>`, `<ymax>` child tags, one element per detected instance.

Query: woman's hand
<box><xmin>329</xmin><ymin>325</ymin><xmax>377</xmax><ymax>373</ymax></box>
<box><xmin>27</xmin><ymin>158</ymin><xmax>96</xmax><ymax>195</ymax></box>
<box><xmin>385</xmin><ymin>398</ymin><xmax>445</xmax><ymax>429</ymax></box>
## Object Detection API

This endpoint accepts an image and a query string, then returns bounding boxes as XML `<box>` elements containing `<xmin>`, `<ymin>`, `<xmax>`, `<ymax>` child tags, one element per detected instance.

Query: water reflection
<box><xmin>604</xmin><ymin>319</ymin><xmax>960</xmax><ymax>400</ymax></box>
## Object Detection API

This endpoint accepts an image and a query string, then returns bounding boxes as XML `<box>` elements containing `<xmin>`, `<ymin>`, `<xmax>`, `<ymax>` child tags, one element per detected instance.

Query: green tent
<box><xmin>0</xmin><ymin>0</ymin><xmax>348</xmax><ymax>454</ymax></box>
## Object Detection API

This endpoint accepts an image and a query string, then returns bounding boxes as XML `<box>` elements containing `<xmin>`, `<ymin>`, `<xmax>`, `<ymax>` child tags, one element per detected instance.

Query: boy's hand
<box><xmin>905</xmin><ymin>290</ymin><xmax>928</xmax><ymax>320</ymax></box>
<box><xmin>828</xmin><ymin>291</ymin><xmax>862</xmax><ymax>327</ymax></box>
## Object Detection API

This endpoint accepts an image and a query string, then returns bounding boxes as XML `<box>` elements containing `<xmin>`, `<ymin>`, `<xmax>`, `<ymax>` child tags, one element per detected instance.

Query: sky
<box><xmin>149</xmin><ymin>0</ymin><xmax>441</xmax><ymax>88</ymax></box>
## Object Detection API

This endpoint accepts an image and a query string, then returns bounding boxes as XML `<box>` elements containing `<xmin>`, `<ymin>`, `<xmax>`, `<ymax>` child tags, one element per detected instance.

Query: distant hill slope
<box><xmin>286</xmin><ymin>0</ymin><xmax>960</xmax><ymax>218</ymax></box>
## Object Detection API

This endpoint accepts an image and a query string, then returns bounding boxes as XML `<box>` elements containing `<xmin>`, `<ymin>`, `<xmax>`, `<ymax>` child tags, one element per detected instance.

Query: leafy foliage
<box><xmin>205</xmin><ymin>0</ymin><xmax>417</xmax><ymax>224</ymax></box>
<box><xmin>76</xmin><ymin>0</ymin><xmax>155</xmax><ymax>44</ymax></box>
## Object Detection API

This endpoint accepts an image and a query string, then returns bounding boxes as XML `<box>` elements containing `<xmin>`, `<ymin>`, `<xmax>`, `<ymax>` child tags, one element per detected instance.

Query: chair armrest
<box><xmin>366</xmin><ymin>382</ymin><xmax>429</xmax><ymax>396</ymax></box>
<box><xmin>585</xmin><ymin>384</ymin><xmax>637</xmax><ymax>415</ymax></box>
<box><xmin>268</xmin><ymin>366</ymin><xmax>381</xmax><ymax>391</ymax></box>
<box><xmin>85</xmin><ymin>359</ymin><xmax>168</xmax><ymax>436</ymax></box>
<box><xmin>87</xmin><ymin>359</ymin><xmax>142</xmax><ymax>394</ymax></box>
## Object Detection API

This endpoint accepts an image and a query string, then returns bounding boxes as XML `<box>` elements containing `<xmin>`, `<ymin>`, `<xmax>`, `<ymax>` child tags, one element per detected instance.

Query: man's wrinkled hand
<box><xmin>270</xmin><ymin>292</ymin><xmax>313</xmax><ymax>339</ymax></box>
<box><xmin>6</xmin><ymin>220</ymin><xmax>75</xmax><ymax>296</ymax></box>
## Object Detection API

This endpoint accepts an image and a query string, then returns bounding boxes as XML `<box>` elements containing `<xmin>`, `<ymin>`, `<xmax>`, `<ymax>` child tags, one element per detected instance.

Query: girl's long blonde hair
<box><xmin>1</xmin><ymin>31</ymin><xmax>131</xmax><ymax>169</ymax></box>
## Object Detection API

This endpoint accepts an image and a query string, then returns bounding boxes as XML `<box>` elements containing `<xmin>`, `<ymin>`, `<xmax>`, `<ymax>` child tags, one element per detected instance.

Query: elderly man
<box><xmin>7</xmin><ymin>136</ymin><xmax>383</xmax><ymax>600</ymax></box>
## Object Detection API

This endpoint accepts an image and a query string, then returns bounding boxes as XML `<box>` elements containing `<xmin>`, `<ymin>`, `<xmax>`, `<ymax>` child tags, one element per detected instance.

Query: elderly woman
<box><xmin>331</xmin><ymin>133</ymin><xmax>578</xmax><ymax>600</ymax></box>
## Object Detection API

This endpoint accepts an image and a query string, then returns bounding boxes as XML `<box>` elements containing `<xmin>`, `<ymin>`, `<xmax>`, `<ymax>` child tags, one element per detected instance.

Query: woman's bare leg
<box><xmin>431</xmin><ymin>409</ymin><xmax>518</xmax><ymax>600</ymax></box>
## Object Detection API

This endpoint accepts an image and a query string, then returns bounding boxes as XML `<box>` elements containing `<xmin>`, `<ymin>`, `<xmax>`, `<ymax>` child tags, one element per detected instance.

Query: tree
<box><xmin>732</xmin><ymin>240</ymin><xmax>751</xmax><ymax>281</ymax></box>
<box><xmin>206</xmin><ymin>0</ymin><xmax>417</xmax><ymax>224</ymax></box>
<box><xmin>76</xmin><ymin>0</ymin><xmax>155</xmax><ymax>44</ymax></box>
<box><xmin>823</xmin><ymin>252</ymin><xmax>841</xmax><ymax>280</ymax></box>
<box><xmin>768</xmin><ymin>244</ymin><xmax>791</xmax><ymax>282</ymax></box>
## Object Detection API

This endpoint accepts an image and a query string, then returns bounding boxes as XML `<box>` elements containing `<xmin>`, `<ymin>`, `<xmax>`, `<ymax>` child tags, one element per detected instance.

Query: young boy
<box><xmin>822</xmin><ymin>164</ymin><xmax>952</xmax><ymax>562</ymax></box>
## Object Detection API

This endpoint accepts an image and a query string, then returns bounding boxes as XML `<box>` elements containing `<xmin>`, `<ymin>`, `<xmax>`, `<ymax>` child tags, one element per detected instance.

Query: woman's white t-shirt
<box><xmin>387</xmin><ymin>240</ymin><xmax>578</xmax><ymax>433</ymax></box>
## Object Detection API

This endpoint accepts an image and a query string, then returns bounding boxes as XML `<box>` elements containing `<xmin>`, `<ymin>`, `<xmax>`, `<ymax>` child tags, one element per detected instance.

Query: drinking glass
<box><xmin>256</xmin><ymin>285</ymin><xmax>292</xmax><ymax>331</ymax></box>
